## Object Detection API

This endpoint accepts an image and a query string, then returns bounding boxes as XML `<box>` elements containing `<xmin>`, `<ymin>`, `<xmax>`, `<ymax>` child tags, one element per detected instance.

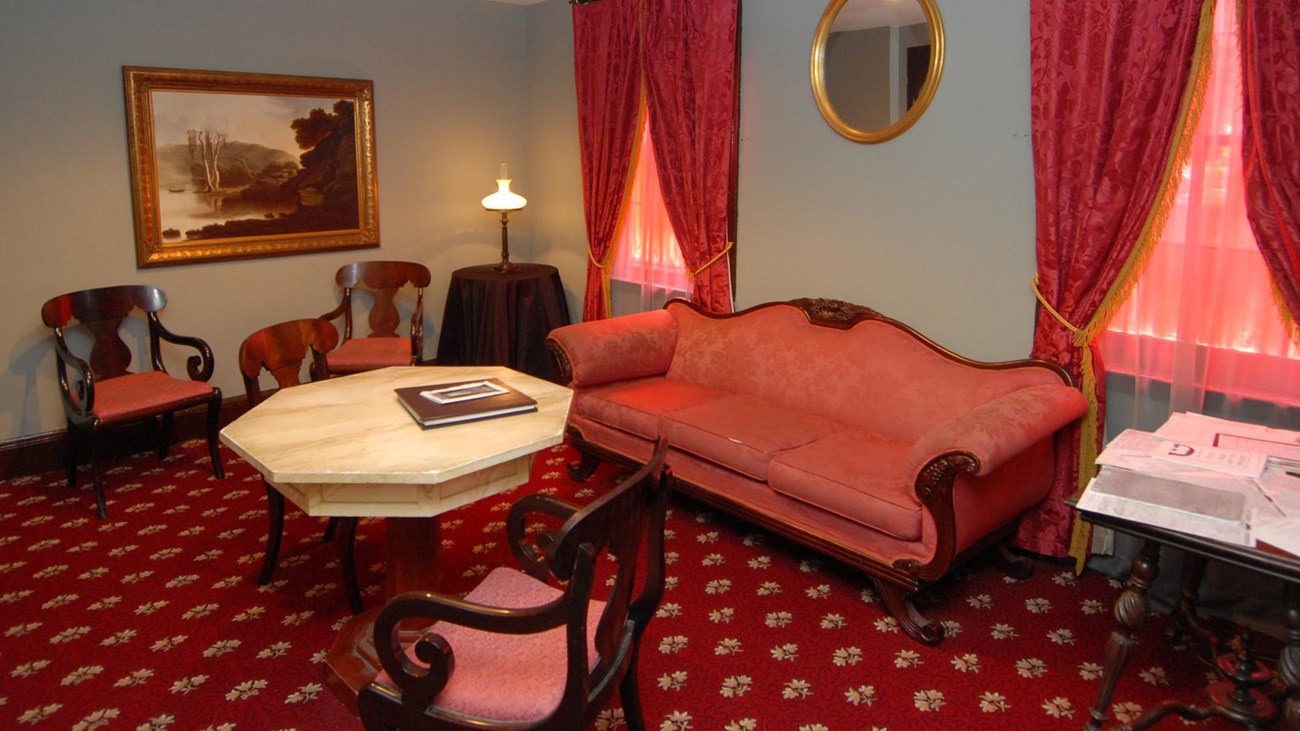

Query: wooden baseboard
<box><xmin>0</xmin><ymin>396</ymin><xmax>250</xmax><ymax>481</ymax></box>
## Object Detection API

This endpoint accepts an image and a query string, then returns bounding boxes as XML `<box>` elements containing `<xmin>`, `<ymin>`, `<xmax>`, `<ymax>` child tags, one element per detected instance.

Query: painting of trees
<box><xmin>187</xmin><ymin>129</ymin><xmax>227</xmax><ymax>193</ymax></box>
<box><xmin>124</xmin><ymin>66</ymin><xmax>378</xmax><ymax>266</ymax></box>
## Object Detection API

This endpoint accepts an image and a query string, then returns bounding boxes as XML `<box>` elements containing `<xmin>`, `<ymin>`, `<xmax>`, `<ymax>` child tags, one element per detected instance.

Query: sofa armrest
<box><xmin>906</xmin><ymin>383</ymin><xmax>1088</xmax><ymax>480</ymax></box>
<box><xmin>547</xmin><ymin>309</ymin><xmax>678</xmax><ymax>388</ymax></box>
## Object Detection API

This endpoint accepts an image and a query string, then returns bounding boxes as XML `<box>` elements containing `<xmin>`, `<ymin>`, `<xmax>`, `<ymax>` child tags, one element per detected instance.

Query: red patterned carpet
<box><xmin>0</xmin><ymin>440</ymin><xmax>1261</xmax><ymax>730</ymax></box>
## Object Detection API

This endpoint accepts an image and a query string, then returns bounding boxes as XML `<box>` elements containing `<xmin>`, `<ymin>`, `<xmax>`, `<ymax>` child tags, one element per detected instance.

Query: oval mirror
<box><xmin>810</xmin><ymin>0</ymin><xmax>945</xmax><ymax>143</ymax></box>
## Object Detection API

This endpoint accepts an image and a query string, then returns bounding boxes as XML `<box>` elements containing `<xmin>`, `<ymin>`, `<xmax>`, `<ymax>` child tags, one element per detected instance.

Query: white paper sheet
<box><xmin>1077</xmin><ymin>471</ymin><xmax>1253</xmax><ymax>546</ymax></box>
<box><xmin>1083</xmin><ymin>414</ymin><xmax>1300</xmax><ymax>554</ymax></box>
<box><xmin>1156</xmin><ymin>412</ymin><xmax>1300</xmax><ymax>464</ymax></box>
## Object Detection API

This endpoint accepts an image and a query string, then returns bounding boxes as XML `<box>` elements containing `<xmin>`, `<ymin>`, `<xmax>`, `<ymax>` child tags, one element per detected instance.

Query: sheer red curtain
<box><xmin>573</xmin><ymin>0</ymin><xmax>643</xmax><ymax>322</ymax></box>
<box><xmin>1020</xmin><ymin>0</ymin><xmax>1209</xmax><ymax>559</ymax></box>
<box><xmin>1101</xmin><ymin>0</ymin><xmax>1300</xmax><ymax>420</ymax></box>
<box><xmin>642</xmin><ymin>0</ymin><xmax>739</xmax><ymax>313</ymax></box>
<box><xmin>610</xmin><ymin>116</ymin><xmax>691</xmax><ymax>295</ymax></box>
<box><xmin>1242</xmin><ymin>0</ymin><xmax>1300</xmax><ymax>330</ymax></box>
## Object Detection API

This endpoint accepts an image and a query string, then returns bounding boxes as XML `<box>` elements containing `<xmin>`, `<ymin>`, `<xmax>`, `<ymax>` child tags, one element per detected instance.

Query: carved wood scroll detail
<box><xmin>788</xmin><ymin>298</ymin><xmax>881</xmax><ymax>327</ymax></box>
<box><xmin>547</xmin><ymin>339</ymin><xmax>573</xmax><ymax>386</ymax></box>
<box><xmin>915</xmin><ymin>453</ymin><xmax>979</xmax><ymax>503</ymax></box>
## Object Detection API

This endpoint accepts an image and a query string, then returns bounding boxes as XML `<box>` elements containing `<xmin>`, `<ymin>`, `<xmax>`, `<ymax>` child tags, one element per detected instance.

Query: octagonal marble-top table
<box><xmin>220</xmin><ymin>364</ymin><xmax>572</xmax><ymax>596</ymax></box>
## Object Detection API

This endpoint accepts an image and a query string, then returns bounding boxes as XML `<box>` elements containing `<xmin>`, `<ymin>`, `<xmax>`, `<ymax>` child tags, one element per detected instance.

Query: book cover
<box><xmin>394</xmin><ymin>378</ymin><xmax>537</xmax><ymax>429</ymax></box>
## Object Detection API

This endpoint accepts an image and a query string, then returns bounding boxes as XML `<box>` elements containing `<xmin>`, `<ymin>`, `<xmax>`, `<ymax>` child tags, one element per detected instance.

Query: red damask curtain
<box><xmin>573</xmin><ymin>0</ymin><xmax>643</xmax><ymax>322</ymax></box>
<box><xmin>1241</xmin><ymin>0</ymin><xmax>1300</xmax><ymax>333</ymax></box>
<box><xmin>1020</xmin><ymin>0</ymin><xmax>1210</xmax><ymax>559</ymax></box>
<box><xmin>642</xmin><ymin>0</ymin><xmax>739</xmax><ymax>313</ymax></box>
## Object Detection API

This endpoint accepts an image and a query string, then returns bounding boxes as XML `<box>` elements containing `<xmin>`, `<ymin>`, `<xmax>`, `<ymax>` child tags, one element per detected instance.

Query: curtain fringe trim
<box><xmin>1083</xmin><ymin>0</ymin><xmax>1217</xmax><ymax>348</ymax></box>
<box><xmin>1052</xmin><ymin>0</ymin><xmax>1218</xmax><ymax>573</ymax></box>
<box><xmin>1272</xmin><ymin>281</ymin><xmax>1300</xmax><ymax>346</ymax></box>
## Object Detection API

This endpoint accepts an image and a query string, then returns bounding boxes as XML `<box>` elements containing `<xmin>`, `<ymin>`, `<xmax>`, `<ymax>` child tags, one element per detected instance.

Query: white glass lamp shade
<box><xmin>481</xmin><ymin>163</ymin><xmax>527</xmax><ymax>212</ymax></box>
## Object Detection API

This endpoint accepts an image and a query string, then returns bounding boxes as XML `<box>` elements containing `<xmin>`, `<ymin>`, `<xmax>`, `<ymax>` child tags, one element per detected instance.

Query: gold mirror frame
<box><xmin>810</xmin><ymin>0</ymin><xmax>945</xmax><ymax>144</ymax></box>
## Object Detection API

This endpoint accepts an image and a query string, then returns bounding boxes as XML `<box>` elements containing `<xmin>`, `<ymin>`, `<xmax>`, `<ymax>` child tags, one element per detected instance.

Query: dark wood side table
<box><xmin>435</xmin><ymin>263</ymin><xmax>571</xmax><ymax>382</ymax></box>
<box><xmin>1073</xmin><ymin>493</ymin><xmax>1300</xmax><ymax>730</ymax></box>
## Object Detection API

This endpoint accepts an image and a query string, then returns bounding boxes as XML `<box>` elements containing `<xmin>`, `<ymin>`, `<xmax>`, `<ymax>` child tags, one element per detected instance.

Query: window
<box><xmin>610</xmin><ymin>116</ymin><xmax>690</xmax><ymax>295</ymax></box>
<box><xmin>1101</xmin><ymin>0</ymin><xmax>1300</xmax><ymax>408</ymax></box>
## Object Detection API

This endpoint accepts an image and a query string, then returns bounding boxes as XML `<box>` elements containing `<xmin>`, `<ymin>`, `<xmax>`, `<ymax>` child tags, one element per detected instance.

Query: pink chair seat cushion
<box><xmin>77</xmin><ymin>371</ymin><xmax>215</xmax><ymax>423</ymax></box>
<box><xmin>327</xmin><ymin>337</ymin><xmax>411</xmax><ymax>371</ymax></box>
<box><xmin>768</xmin><ymin>429</ymin><xmax>923</xmax><ymax>541</ymax></box>
<box><xmin>376</xmin><ymin>567</ymin><xmax>605</xmax><ymax>724</ymax></box>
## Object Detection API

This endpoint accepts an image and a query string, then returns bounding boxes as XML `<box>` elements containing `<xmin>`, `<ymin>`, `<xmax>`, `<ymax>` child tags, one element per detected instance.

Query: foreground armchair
<box><xmin>359</xmin><ymin>442</ymin><xmax>673</xmax><ymax>730</ymax></box>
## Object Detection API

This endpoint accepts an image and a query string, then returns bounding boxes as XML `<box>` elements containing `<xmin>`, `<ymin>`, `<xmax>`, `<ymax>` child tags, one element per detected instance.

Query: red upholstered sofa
<box><xmin>546</xmin><ymin>298</ymin><xmax>1087</xmax><ymax>644</ymax></box>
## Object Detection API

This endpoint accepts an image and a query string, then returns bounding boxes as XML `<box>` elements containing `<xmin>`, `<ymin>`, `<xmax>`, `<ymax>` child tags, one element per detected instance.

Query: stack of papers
<box><xmin>1079</xmin><ymin>414</ymin><xmax>1300</xmax><ymax>553</ymax></box>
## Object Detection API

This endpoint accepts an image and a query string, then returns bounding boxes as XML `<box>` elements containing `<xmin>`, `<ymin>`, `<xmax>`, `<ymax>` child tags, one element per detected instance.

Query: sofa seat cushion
<box><xmin>768</xmin><ymin>429</ymin><xmax>922</xmax><ymax>541</ymax></box>
<box><xmin>661</xmin><ymin>394</ymin><xmax>844</xmax><ymax>482</ymax></box>
<box><xmin>572</xmin><ymin>377</ymin><xmax>732</xmax><ymax>439</ymax></box>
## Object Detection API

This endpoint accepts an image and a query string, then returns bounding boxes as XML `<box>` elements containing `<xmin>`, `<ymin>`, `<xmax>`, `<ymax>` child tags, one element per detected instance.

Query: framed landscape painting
<box><xmin>123</xmin><ymin>66</ymin><xmax>379</xmax><ymax>267</ymax></box>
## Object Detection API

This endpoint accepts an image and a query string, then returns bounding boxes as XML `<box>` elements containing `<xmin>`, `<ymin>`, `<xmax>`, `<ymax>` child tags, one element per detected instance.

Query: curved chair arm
<box><xmin>408</xmin><ymin>298</ymin><xmax>425</xmax><ymax>363</ymax></box>
<box><xmin>506</xmin><ymin>494</ymin><xmax>582</xmax><ymax>580</ymax></box>
<box><xmin>318</xmin><ymin>294</ymin><xmax>353</xmax><ymax>341</ymax></box>
<box><xmin>50</xmin><ymin>329</ymin><xmax>95</xmax><ymax>418</ymax></box>
<box><xmin>318</xmin><ymin>299</ymin><xmax>349</xmax><ymax>324</ymax></box>
<box><xmin>148</xmin><ymin>313</ymin><xmax>217</xmax><ymax>381</ymax></box>
<box><xmin>371</xmin><ymin>586</ymin><xmax>575</xmax><ymax>710</ymax></box>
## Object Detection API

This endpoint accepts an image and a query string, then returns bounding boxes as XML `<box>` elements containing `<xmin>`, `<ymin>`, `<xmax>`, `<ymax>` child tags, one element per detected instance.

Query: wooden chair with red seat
<box><xmin>318</xmin><ymin>261</ymin><xmax>432</xmax><ymax>375</ymax></box>
<box><xmin>40</xmin><ymin>284</ymin><xmax>224</xmax><ymax>519</ymax></box>
<box><xmin>237</xmin><ymin>318</ymin><xmax>364</xmax><ymax>614</ymax></box>
<box><xmin>358</xmin><ymin>442</ymin><xmax>674</xmax><ymax>731</ymax></box>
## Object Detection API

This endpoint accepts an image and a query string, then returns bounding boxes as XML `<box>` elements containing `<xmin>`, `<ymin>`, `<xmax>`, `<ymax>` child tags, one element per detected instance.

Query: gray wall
<box><xmin>2</xmin><ymin>0</ymin><xmax>1038</xmax><ymax>444</ymax></box>
<box><xmin>732</xmin><ymin>1</ymin><xmax>1036</xmax><ymax>358</ymax></box>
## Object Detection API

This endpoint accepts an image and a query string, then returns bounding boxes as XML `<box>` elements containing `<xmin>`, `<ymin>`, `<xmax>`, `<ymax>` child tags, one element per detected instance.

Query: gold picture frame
<box><xmin>123</xmin><ymin>66</ymin><xmax>379</xmax><ymax>267</ymax></box>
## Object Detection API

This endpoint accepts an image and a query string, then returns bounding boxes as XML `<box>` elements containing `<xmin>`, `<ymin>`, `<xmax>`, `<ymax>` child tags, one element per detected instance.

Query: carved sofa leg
<box><xmin>989</xmin><ymin>542</ymin><xmax>1035</xmax><ymax>581</ymax></box>
<box><xmin>876</xmin><ymin>580</ymin><xmax>945</xmax><ymax>646</ymax></box>
<box><xmin>567</xmin><ymin>450</ymin><xmax>601</xmax><ymax>482</ymax></box>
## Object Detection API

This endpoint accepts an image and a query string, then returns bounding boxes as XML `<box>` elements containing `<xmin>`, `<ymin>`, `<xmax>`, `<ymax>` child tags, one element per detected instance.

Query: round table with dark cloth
<box><xmin>435</xmin><ymin>263</ymin><xmax>571</xmax><ymax>382</ymax></box>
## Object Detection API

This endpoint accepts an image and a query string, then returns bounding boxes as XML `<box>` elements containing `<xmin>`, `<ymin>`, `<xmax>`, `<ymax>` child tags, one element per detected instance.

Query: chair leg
<box><xmin>260</xmin><ymin>483</ymin><xmax>285</xmax><ymax>585</ymax></box>
<box><xmin>619</xmin><ymin>650</ymin><xmax>648</xmax><ymax>731</ymax></box>
<box><xmin>205</xmin><ymin>398</ymin><xmax>224</xmax><ymax>479</ymax></box>
<box><xmin>64</xmin><ymin>423</ymin><xmax>78</xmax><ymax>489</ymax></box>
<box><xmin>322</xmin><ymin>517</ymin><xmax>339</xmax><ymax>543</ymax></box>
<box><xmin>158</xmin><ymin>413</ymin><xmax>173</xmax><ymax>459</ymax></box>
<box><xmin>337</xmin><ymin>517</ymin><xmax>364</xmax><ymax>614</ymax></box>
<box><xmin>88</xmin><ymin>429</ymin><xmax>108</xmax><ymax>519</ymax></box>
<box><xmin>567</xmin><ymin>450</ymin><xmax>601</xmax><ymax>482</ymax></box>
<box><xmin>989</xmin><ymin>541</ymin><xmax>1035</xmax><ymax>580</ymax></box>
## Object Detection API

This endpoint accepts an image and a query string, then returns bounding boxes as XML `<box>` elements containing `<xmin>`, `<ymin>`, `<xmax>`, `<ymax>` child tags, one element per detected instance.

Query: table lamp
<box><xmin>481</xmin><ymin>163</ymin><xmax>527</xmax><ymax>272</ymax></box>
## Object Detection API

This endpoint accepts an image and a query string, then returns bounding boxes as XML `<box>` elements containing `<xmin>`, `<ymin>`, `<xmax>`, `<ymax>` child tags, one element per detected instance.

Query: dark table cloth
<box><xmin>435</xmin><ymin>263</ymin><xmax>571</xmax><ymax>382</ymax></box>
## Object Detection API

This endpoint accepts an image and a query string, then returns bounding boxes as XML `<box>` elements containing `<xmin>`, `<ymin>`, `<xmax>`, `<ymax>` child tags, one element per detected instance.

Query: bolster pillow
<box><xmin>548</xmin><ymin>309</ymin><xmax>678</xmax><ymax>388</ymax></box>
